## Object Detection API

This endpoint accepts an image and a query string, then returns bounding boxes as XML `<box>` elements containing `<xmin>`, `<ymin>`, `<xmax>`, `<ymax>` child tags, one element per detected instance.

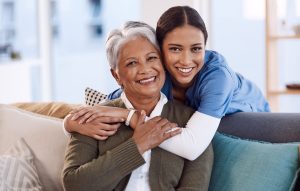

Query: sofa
<box><xmin>0</xmin><ymin>102</ymin><xmax>299</xmax><ymax>191</ymax></box>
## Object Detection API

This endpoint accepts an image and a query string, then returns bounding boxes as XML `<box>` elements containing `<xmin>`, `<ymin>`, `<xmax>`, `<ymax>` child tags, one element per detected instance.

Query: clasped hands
<box><xmin>66</xmin><ymin>105</ymin><xmax>181</xmax><ymax>154</ymax></box>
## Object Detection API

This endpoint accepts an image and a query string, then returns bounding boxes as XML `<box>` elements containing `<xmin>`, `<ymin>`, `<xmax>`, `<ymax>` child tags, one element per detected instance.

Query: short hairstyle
<box><xmin>106</xmin><ymin>21</ymin><xmax>160</xmax><ymax>69</ymax></box>
<box><xmin>156</xmin><ymin>6</ymin><xmax>208</xmax><ymax>49</ymax></box>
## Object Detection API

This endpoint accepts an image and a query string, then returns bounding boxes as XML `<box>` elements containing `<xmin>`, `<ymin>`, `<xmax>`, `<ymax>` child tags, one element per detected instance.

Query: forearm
<box><xmin>159</xmin><ymin>111</ymin><xmax>220</xmax><ymax>160</ymax></box>
<box><xmin>95</xmin><ymin>105</ymin><xmax>130</xmax><ymax>119</ymax></box>
<box><xmin>63</xmin><ymin>106</ymin><xmax>130</xmax><ymax>134</ymax></box>
<box><xmin>62</xmin><ymin>134</ymin><xmax>145</xmax><ymax>191</ymax></box>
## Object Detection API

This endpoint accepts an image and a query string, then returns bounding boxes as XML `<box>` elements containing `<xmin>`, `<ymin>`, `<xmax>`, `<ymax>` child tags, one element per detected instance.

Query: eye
<box><xmin>191</xmin><ymin>47</ymin><xmax>203</xmax><ymax>53</ymax></box>
<box><xmin>169</xmin><ymin>47</ymin><xmax>181</xmax><ymax>52</ymax></box>
<box><xmin>126</xmin><ymin>60</ymin><xmax>137</xmax><ymax>67</ymax></box>
<box><xmin>147</xmin><ymin>56</ymin><xmax>158</xmax><ymax>62</ymax></box>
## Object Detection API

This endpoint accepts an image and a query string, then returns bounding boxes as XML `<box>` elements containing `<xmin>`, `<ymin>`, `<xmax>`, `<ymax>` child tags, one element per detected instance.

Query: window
<box><xmin>51</xmin><ymin>0</ymin><xmax>59</xmax><ymax>38</ymax></box>
<box><xmin>0</xmin><ymin>1</ymin><xmax>15</xmax><ymax>60</ymax></box>
<box><xmin>89</xmin><ymin>0</ymin><xmax>103</xmax><ymax>38</ymax></box>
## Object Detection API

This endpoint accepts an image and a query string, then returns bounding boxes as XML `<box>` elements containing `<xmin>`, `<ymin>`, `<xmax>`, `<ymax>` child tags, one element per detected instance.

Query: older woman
<box><xmin>62</xmin><ymin>21</ymin><xmax>213</xmax><ymax>191</ymax></box>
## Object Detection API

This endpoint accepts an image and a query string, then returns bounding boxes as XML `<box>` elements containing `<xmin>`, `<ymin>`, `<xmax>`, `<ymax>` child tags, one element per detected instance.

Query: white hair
<box><xmin>106</xmin><ymin>21</ymin><xmax>160</xmax><ymax>69</ymax></box>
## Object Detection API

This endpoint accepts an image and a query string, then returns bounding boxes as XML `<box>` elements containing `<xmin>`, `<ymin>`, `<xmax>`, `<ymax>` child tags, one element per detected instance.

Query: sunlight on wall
<box><xmin>296</xmin><ymin>0</ymin><xmax>300</xmax><ymax>17</ymax></box>
<box><xmin>0</xmin><ymin>63</ymin><xmax>32</xmax><ymax>103</ymax></box>
<box><xmin>243</xmin><ymin>0</ymin><xmax>265</xmax><ymax>20</ymax></box>
<box><xmin>243</xmin><ymin>0</ymin><xmax>289</xmax><ymax>20</ymax></box>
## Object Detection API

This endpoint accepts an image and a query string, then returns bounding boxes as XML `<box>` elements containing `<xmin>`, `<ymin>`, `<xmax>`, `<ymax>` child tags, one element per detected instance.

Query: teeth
<box><xmin>178</xmin><ymin>68</ymin><xmax>193</xmax><ymax>73</ymax></box>
<box><xmin>139</xmin><ymin>77</ymin><xmax>155</xmax><ymax>84</ymax></box>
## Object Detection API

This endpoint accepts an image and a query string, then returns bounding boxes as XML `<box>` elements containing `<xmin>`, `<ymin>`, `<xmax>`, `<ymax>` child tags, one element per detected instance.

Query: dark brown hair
<box><xmin>156</xmin><ymin>6</ymin><xmax>208</xmax><ymax>49</ymax></box>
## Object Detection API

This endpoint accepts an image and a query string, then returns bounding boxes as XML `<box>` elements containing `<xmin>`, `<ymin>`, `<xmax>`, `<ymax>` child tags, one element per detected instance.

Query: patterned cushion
<box><xmin>0</xmin><ymin>138</ymin><xmax>42</xmax><ymax>191</ymax></box>
<box><xmin>85</xmin><ymin>87</ymin><xmax>108</xmax><ymax>106</ymax></box>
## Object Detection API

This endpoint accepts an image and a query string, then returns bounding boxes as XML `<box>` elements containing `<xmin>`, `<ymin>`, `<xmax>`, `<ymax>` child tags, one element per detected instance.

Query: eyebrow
<box><xmin>124</xmin><ymin>57</ymin><xmax>136</xmax><ymax>61</ymax></box>
<box><xmin>168</xmin><ymin>43</ymin><xmax>181</xmax><ymax>46</ymax></box>
<box><xmin>191</xmin><ymin>43</ymin><xmax>203</xmax><ymax>46</ymax></box>
<box><xmin>168</xmin><ymin>43</ymin><xmax>203</xmax><ymax>46</ymax></box>
<box><xmin>147</xmin><ymin>51</ymin><xmax>159</xmax><ymax>55</ymax></box>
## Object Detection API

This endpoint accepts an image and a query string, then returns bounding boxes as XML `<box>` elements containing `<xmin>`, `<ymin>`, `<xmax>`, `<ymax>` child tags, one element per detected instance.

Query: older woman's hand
<box><xmin>132</xmin><ymin>111</ymin><xmax>181</xmax><ymax>154</ymax></box>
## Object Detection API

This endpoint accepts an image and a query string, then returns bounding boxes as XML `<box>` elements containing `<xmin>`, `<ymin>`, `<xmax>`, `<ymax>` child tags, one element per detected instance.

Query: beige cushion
<box><xmin>0</xmin><ymin>104</ymin><xmax>68</xmax><ymax>191</ymax></box>
<box><xmin>11</xmin><ymin>102</ymin><xmax>79</xmax><ymax>119</ymax></box>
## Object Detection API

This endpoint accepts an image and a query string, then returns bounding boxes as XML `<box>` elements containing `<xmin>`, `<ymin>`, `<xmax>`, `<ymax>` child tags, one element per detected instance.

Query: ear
<box><xmin>110</xmin><ymin>69</ymin><xmax>122</xmax><ymax>86</ymax></box>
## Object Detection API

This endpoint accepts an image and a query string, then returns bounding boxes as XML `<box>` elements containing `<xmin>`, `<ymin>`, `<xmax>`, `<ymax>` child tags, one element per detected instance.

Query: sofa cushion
<box><xmin>11</xmin><ymin>102</ymin><xmax>79</xmax><ymax>119</ymax></box>
<box><xmin>209</xmin><ymin>132</ymin><xmax>299</xmax><ymax>191</ymax></box>
<box><xmin>0</xmin><ymin>138</ymin><xmax>43</xmax><ymax>191</ymax></box>
<box><xmin>0</xmin><ymin>104</ymin><xmax>68</xmax><ymax>191</ymax></box>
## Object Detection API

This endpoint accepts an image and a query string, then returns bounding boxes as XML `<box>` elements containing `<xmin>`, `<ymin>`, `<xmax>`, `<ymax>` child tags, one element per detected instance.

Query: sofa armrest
<box><xmin>218</xmin><ymin>112</ymin><xmax>300</xmax><ymax>143</ymax></box>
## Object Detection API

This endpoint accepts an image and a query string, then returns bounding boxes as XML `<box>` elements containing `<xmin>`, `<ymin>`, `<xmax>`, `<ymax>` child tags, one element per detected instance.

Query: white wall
<box><xmin>0</xmin><ymin>61</ymin><xmax>37</xmax><ymax>103</ymax></box>
<box><xmin>140</xmin><ymin>0</ymin><xmax>194</xmax><ymax>28</ymax></box>
<box><xmin>140</xmin><ymin>0</ymin><xmax>212</xmax><ymax>48</ymax></box>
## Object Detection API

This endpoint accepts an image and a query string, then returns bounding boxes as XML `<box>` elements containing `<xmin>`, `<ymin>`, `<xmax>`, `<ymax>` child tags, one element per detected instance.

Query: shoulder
<box><xmin>100</xmin><ymin>98</ymin><xmax>126</xmax><ymax>108</ymax></box>
<box><xmin>107</xmin><ymin>88</ymin><xmax>123</xmax><ymax>100</ymax></box>
<box><xmin>204</xmin><ymin>50</ymin><xmax>226</xmax><ymax>66</ymax></box>
<box><xmin>198</xmin><ymin>52</ymin><xmax>235</xmax><ymax>88</ymax></box>
<box><xmin>161</xmin><ymin>101</ymin><xmax>195</xmax><ymax>127</ymax></box>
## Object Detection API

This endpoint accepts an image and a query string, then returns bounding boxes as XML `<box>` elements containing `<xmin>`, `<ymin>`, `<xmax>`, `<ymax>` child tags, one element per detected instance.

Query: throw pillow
<box><xmin>0</xmin><ymin>138</ymin><xmax>42</xmax><ymax>191</ymax></box>
<box><xmin>209</xmin><ymin>132</ymin><xmax>299</xmax><ymax>191</ymax></box>
<box><xmin>85</xmin><ymin>87</ymin><xmax>107</xmax><ymax>106</ymax></box>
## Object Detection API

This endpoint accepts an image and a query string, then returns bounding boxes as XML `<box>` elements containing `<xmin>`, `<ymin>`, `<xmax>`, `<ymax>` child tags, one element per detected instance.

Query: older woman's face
<box><xmin>112</xmin><ymin>36</ymin><xmax>165</xmax><ymax>99</ymax></box>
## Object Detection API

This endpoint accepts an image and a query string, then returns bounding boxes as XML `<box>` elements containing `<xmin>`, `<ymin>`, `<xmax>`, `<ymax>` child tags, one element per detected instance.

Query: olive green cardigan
<box><xmin>62</xmin><ymin>99</ymin><xmax>213</xmax><ymax>191</ymax></box>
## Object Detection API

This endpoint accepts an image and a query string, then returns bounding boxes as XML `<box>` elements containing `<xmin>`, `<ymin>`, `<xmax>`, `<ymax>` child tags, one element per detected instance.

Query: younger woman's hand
<box><xmin>79</xmin><ymin>117</ymin><xmax>121</xmax><ymax>140</ymax></box>
<box><xmin>64</xmin><ymin>114</ymin><xmax>122</xmax><ymax>140</ymax></box>
<box><xmin>70</xmin><ymin>105</ymin><xmax>127</xmax><ymax>124</ymax></box>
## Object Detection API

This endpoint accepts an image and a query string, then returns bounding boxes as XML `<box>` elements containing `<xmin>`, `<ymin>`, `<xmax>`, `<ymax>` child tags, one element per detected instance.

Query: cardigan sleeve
<box><xmin>176</xmin><ymin>144</ymin><xmax>214</xmax><ymax>191</ymax></box>
<box><xmin>62</xmin><ymin>133</ymin><xmax>145</xmax><ymax>191</ymax></box>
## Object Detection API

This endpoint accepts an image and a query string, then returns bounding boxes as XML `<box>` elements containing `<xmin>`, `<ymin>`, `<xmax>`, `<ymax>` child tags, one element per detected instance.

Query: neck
<box><xmin>126</xmin><ymin>93</ymin><xmax>160</xmax><ymax>116</ymax></box>
<box><xmin>170</xmin><ymin>77</ymin><xmax>194</xmax><ymax>103</ymax></box>
<box><xmin>172</xmin><ymin>85</ymin><xmax>186</xmax><ymax>103</ymax></box>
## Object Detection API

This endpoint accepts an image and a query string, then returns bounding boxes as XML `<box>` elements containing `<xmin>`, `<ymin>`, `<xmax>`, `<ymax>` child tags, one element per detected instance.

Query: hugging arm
<box><xmin>159</xmin><ymin>112</ymin><xmax>220</xmax><ymax>160</ymax></box>
<box><xmin>159</xmin><ymin>68</ymin><xmax>234</xmax><ymax>160</ymax></box>
<box><xmin>65</xmin><ymin>105</ymin><xmax>219</xmax><ymax>160</ymax></box>
<box><xmin>63</xmin><ymin>106</ymin><xmax>128</xmax><ymax>140</ymax></box>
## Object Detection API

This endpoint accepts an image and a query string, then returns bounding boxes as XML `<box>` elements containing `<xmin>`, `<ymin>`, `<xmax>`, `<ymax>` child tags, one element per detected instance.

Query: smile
<box><xmin>138</xmin><ymin>76</ymin><xmax>156</xmax><ymax>84</ymax></box>
<box><xmin>177</xmin><ymin>67</ymin><xmax>193</xmax><ymax>73</ymax></box>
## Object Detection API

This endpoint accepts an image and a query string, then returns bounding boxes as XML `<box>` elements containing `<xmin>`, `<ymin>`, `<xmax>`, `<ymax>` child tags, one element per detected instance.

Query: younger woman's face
<box><xmin>162</xmin><ymin>24</ymin><xmax>205</xmax><ymax>89</ymax></box>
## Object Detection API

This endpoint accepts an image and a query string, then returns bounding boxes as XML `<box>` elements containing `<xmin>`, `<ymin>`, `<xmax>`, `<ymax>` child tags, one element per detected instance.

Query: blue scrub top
<box><xmin>108</xmin><ymin>50</ymin><xmax>270</xmax><ymax>118</ymax></box>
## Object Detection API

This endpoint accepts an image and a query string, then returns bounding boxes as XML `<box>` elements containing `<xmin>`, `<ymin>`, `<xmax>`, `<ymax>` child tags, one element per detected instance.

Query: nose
<box><xmin>138</xmin><ymin>60</ymin><xmax>152</xmax><ymax>74</ymax></box>
<box><xmin>179</xmin><ymin>51</ymin><xmax>192</xmax><ymax>65</ymax></box>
